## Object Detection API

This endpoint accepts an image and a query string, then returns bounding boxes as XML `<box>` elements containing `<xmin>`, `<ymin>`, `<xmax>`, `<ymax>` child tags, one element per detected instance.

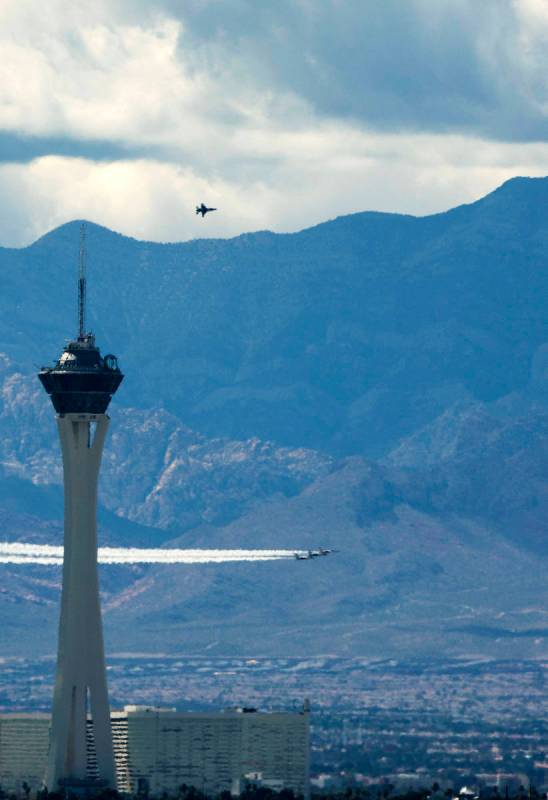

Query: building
<box><xmin>37</xmin><ymin>224</ymin><xmax>124</xmax><ymax>792</ymax></box>
<box><xmin>0</xmin><ymin>712</ymin><xmax>112</xmax><ymax>794</ymax></box>
<box><xmin>0</xmin><ymin>706</ymin><xmax>310</xmax><ymax>798</ymax></box>
<box><xmin>113</xmin><ymin>704</ymin><xmax>310</xmax><ymax>797</ymax></box>
<box><xmin>0</xmin><ymin>714</ymin><xmax>50</xmax><ymax>794</ymax></box>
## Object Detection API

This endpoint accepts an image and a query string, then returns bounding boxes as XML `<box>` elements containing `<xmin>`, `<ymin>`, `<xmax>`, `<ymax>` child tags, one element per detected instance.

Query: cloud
<box><xmin>0</xmin><ymin>132</ymin><xmax>144</xmax><ymax>164</ymax></box>
<box><xmin>0</xmin><ymin>10</ymin><xmax>201</xmax><ymax>144</ymax></box>
<box><xmin>0</xmin><ymin>156</ymin><xmax>276</xmax><ymax>245</ymax></box>
<box><xmin>2</xmin><ymin>1</ymin><xmax>547</xmax><ymax>150</ymax></box>
<box><xmin>1</xmin><ymin>132</ymin><xmax>548</xmax><ymax>247</ymax></box>
<box><xmin>162</xmin><ymin>0</ymin><xmax>548</xmax><ymax>142</ymax></box>
<box><xmin>0</xmin><ymin>0</ymin><xmax>547</xmax><ymax>246</ymax></box>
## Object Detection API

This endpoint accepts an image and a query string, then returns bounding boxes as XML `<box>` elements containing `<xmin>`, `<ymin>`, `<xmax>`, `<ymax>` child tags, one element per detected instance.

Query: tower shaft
<box><xmin>46</xmin><ymin>414</ymin><xmax>116</xmax><ymax>791</ymax></box>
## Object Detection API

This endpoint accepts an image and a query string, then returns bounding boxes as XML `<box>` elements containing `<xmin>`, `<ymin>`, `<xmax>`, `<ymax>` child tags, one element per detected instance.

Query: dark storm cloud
<box><xmin>0</xmin><ymin>132</ymin><xmax>149</xmax><ymax>164</ymax></box>
<box><xmin>154</xmin><ymin>0</ymin><xmax>548</xmax><ymax>142</ymax></box>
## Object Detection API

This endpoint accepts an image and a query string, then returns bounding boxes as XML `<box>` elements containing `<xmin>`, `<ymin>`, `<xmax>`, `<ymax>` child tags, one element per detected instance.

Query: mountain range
<box><xmin>0</xmin><ymin>176</ymin><xmax>546</xmax><ymax>659</ymax></box>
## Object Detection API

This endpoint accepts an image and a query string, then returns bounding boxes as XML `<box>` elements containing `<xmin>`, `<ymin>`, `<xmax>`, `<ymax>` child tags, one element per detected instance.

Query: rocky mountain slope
<box><xmin>0</xmin><ymin>177</ymin><xmax>546</xmax><ymax>658</ymax></box>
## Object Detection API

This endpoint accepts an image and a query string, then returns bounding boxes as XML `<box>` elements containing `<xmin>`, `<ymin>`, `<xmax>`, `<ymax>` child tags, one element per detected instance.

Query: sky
<box><xmin>1</xmin><ymin>0</ymin><xmax>548</xmax><ymax>246</ymax></box>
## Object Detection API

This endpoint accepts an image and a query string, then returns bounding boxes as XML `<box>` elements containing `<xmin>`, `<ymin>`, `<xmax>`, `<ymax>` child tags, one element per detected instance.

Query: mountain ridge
<box><xmin>15</xmin><ymin>174</ymin><xmax>546</xmax><ymax>252</ymax></box>
<box><xmin>0</xmin><ymin>176</ymin><xmax>546</xmax><ymax>658</ymax></box>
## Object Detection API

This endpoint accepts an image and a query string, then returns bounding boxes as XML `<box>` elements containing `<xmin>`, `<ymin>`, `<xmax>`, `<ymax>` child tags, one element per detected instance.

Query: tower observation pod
<box><xmin>38</xmin><ymin>225</ymin><xmax>123</xmax><ymax>793</ymax></box>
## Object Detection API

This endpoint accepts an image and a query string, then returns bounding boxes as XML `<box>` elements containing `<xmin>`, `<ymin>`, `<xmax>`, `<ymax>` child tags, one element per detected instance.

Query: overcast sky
<box><xmin>1</xmin><ymin>0</ymin><xmax>548</xmax><ymax>246</ymax></box>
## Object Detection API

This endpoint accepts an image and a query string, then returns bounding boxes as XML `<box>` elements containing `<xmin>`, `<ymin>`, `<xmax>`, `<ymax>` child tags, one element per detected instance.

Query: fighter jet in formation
<box><xmin>196</xmin><ymin>203</ymin><xmax>217</xmax><ymax>217</ymax></box>
<box><xmin>312</xmin><ymin>548</ymin><xmax>336</xmax><ymax>557</ymax></box>
<box><xmin>294</xmin><ymin>548</ymin><xmax>337</xmax><ymax>560</ymax></box>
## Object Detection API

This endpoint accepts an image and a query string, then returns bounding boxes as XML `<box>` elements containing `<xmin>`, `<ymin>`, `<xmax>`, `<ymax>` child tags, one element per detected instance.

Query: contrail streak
<box><xmin>0</xmin><ymin>542</ymin><xmax>302</xmax><ymax>565</ymax></box>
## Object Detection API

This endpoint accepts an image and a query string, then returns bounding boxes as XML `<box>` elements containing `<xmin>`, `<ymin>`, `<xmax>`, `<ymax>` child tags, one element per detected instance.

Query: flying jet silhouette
<box><xmin>294</xmin><ymin>548</ymin><xmax>338</xmax><ymax>560</ymax></box>
<box><xmin>196</xmin><ymin>203</ymin><xmax>217</xmax><ymax>217</ymax></box>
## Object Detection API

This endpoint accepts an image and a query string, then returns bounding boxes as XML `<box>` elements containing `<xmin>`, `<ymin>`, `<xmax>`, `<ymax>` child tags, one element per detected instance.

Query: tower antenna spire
<box><xmin>78</xmin><ymin>222</ymin><xmax>86</xmax><ymax>339</ymax></box>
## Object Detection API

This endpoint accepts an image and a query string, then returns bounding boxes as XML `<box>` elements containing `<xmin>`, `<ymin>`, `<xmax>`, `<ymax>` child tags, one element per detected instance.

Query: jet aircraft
<box><xmin>196</xmin><ymin>203</ymin><xmax>217</xmax><ymax>217</ymax></box>
<box><xmin>294</xmin><ymin>548</ymin><xmax>337</xmax><ymax>560</ymax></box>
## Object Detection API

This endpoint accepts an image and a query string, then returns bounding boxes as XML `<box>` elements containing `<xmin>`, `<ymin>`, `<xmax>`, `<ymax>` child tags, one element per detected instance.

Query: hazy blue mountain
<box><xmin>0</xmin><ymin>176</ymin><xmax>547</xmax><ymax>658</ymax></box>
<box><xmin>2</xmin><ymin>175</ymin><xmax>548</xmax><ymax>455</ymax></box>
<box><xmin>0</xmin><ymin>369</ymin><xmax>332</xmax><ymax>533</ymax></box>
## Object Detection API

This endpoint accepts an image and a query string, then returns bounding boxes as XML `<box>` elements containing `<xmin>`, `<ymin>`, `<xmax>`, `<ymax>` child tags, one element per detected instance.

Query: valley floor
<box><xmin>0</xmin><ymin>656</ymin><xmax>545</xmax><ymax>789</ymax></box>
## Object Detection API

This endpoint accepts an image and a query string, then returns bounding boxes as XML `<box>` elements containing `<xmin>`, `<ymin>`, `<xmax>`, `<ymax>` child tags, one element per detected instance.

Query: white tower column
<box><xmin>46</xmin><ymin>413</ymin><xmax>116</xmax><ymax>791</ymax></box>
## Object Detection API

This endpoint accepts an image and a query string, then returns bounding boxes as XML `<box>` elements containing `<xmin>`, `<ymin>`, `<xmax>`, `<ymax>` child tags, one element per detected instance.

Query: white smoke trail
<box><xmin>0</xmin><ymin>542</ymin><xmax>303</xmax><ymax>565</ymax></box>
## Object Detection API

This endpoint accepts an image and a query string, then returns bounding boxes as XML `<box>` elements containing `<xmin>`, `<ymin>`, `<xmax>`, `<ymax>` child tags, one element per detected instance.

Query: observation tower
<box><xmin>38</xmin><ymin>225</ymin><xmax>123</xmax><ymax>792</ymax></box>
